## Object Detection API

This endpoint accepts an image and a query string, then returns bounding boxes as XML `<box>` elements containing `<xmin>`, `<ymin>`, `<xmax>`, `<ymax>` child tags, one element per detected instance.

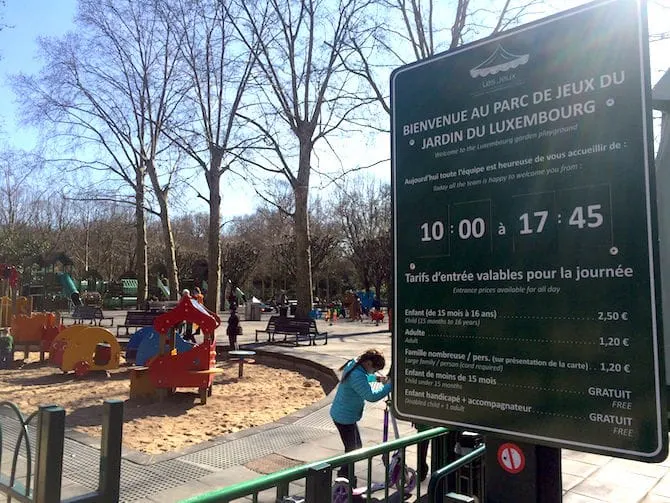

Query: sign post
<box><xmin>485</xmin><ymin>438</ymin><xmax>561</xmax><ymax>502</ymax></box>
<box><xmin>391</xmin><ymin>0</ymin><xmax>666</xmax><ymax>483</ymax></box>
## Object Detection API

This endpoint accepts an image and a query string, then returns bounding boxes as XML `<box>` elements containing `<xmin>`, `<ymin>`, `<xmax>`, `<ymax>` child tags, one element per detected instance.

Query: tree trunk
<box><xmin>206</xmin><ymin>148</ymin><xmax>223</xmax><ymax>314</ymax></box>
<box><xmin>158</xmin><ymin>197</ymin><xmax>179</xmax><ymax>301</ymax></box>
<box><xmin>147</xmin><ymin>160</ymin><xmax>179</xmax><ymax>301</ymax></box>
<box><xmin>84</xmin><ymin>227</ymin><xmax>90</xmax><ymax>272</ymax></box>
<box><xmin>294</xmin><ymin>140</ymin><xmax>313</xmax><ymax>317</ymax></box>
<box><xmin>134</xmin><ymin>172</ymin><xmax>148</xmax><ymax>309</ymax></box>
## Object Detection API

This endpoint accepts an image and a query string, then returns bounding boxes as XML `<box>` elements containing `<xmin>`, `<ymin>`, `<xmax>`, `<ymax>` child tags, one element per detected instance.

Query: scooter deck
<box><xmin>332</xmin><ymin>479</ymin><xmax>386</xmax><ymax>502</ymax></box>
<box><xmin>351</xmin><ymin>482</ymin><xmax>385</xmax><ymax>496</ymax></box>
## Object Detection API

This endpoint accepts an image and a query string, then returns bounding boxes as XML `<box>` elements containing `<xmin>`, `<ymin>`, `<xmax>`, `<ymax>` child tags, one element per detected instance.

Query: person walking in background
<box><xmin>330</xmin><ymin>348</ymin><xmax>392</xmax><ymax>483</ymax></box>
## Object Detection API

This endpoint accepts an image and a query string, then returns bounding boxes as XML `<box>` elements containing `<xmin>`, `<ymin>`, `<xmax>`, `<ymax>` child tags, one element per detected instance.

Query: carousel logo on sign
<box><xmin>470</xmin><ymin>44</ymin><xmax>529</xmax><ymax>91</ymax></box>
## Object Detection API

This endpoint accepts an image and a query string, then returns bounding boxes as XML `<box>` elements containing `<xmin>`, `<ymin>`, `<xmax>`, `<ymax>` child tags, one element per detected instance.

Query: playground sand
<box><xmin>0</xmin><ymin>353</ymin><xmax>325</xmax><ymax>454</ymax></box>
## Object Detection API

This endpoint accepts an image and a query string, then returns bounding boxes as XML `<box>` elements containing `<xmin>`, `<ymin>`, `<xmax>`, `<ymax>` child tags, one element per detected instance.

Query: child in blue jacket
<box><xmin>330</xmin><ymin>348</ymin><xmax>392</xmax><ymax>480</ymax></box>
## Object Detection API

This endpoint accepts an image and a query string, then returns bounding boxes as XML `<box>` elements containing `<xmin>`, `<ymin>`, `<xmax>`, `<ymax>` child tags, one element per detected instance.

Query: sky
<box><xmin>0</xmin><ymin>0</ymin><xmax>668</xmax><ymax>218</ymax></box>
<box><xmin>0</xmin><ymin>0</ymin><xmax>260</xmax><ymax>217</ymax></box>
<box><xmin>0</xmin><ymin>1</ymin><xmax>74</xmax><ymax>148</ymax></box>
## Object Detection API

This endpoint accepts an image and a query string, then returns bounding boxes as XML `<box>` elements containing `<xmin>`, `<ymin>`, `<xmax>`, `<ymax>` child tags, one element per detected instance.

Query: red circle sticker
<box><xmin>497</xmin><ymin>443</ymin><xmax>525</xmax><ymax>474</ymax></box>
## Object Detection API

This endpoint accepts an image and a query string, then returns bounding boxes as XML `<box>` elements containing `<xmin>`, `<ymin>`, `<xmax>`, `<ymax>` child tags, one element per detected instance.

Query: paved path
<box><xmin>3</xmin><ymin>311</ymin><xmax>670</xmax><ymax>502</ymax></box>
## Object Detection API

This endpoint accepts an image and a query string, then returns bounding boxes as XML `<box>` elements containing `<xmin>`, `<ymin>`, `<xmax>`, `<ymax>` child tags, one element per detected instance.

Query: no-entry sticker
<box><xmin>497</xmin><ymin>443</ymin><xmax>525</xmax><ymax>474</ymax></box>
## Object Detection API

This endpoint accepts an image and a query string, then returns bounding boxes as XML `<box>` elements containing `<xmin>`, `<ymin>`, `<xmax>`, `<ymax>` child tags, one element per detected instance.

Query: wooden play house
<box><xmin>130</xmin><ymin>295</ymin><xmax>222</xmax><ymax>403</ymax></box>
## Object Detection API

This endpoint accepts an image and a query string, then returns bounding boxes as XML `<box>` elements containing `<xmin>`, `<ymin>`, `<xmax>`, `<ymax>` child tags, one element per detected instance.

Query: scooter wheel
<box><xmin>389</xmin><ymin>456</ymin><xmax>417</xmax><ymax>494</ymax></box>
<box><xmin>396</xmin><ymin>466</ymin><xmax>417</xmax><ymax>494</ymax></box>
<box><xmin>331</xmin><ymin>478</ymin><xmax>351</xmax><ymax>503</ymax></box>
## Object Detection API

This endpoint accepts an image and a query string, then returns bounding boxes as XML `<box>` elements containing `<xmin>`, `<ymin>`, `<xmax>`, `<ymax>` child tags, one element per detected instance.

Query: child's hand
<box><xmin>377</xmin><ymin>375</ymin><xmax>389</xmax><ymax>384</ymax></box>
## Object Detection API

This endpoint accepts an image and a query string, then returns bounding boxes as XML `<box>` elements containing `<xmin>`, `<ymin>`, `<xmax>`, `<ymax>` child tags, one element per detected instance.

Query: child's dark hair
<box><xmin>339</xmin><ymin>349</ymin><xmax>386</xmax><ymax>381</ymax></box>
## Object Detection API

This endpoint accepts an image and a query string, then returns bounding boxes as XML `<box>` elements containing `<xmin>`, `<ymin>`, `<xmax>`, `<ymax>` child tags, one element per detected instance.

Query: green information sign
<box><xmin>391</xmin><ymin>0</ymin><xmax>667</xmax><ymax>461</ymax></box>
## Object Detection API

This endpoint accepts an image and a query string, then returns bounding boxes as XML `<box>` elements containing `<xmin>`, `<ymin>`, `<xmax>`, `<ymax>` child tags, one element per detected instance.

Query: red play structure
<box><xmin>131</xmin><ymin>295</ymin><xmax>221</xmax><ymax>403</ymax></box>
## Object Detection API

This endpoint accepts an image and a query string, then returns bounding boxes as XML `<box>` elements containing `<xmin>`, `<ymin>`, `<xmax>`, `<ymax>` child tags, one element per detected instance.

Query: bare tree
<box><xmin>159</xmin><ymin>0</ymin><xmax>258</xmax><ymax>312</ymax></box>
<box><xmin>0</xmin><ymin>148</ymin><xmax>55</xmax><ymax>264</ymax></box>
<box><xmin>0</xmin><ymin>149</ymin><xmax>46</xmax><ymax>230</ymax></box>
<box><xmin>228</xmin><ymin>0</ymin><xmax>377</xmax><ymax>316</ymax></box>
<box><xmin>334</xmin><ymin>176</ymin><xmax>390</xmax><ymax>295</ymax></box>
<box><xmin>58</xmin><ymin>201</ymin><xmax>137</xmax><ymax>281</ymax></box>
<box><xmin>13</xmin><ymin>0</ymin><xmax>186</xmax><ymax>305</ymax></box>
<box><xmin>271</xmin><ymin>231</ymin><xmax>339</xmax><ymax>278</ymax></box>
<box><xmin>221</xmin><ymin>239</ymin><xmax>260</xmax><ymax>303</ymax></box>
<box><xmin>229</xmin><ymin>203</ymin><xmax>293</xmax><ymax>298</ymax></box>
<box><xmin>343</xmin><ymin>0</ymin><xmax>543</xmax><ymax>118</ymax></box>
<box><xmin>77</xmin><ymin>0</ymin><xmax>187</xmax><ymax>300</ymax></box>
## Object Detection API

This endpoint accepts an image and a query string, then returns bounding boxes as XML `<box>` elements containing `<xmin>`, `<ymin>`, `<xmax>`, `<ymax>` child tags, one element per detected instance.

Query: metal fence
<box><xmin>2</xmin><ymin>400</ymin><xmax>487</xmax><ymax>503</ymax></box>
<box><xmin>181</xmin><ymin>427</ymin><xmax>445</xmax><ymax>503</ymax></box>
<box><xmin>182</xmin><ymin>428</ymin><xmax>487</xmax><ymax>503</ymax></box>
<box><xmin>0</xmin><ymin>400</ymin><xmax>123</xmax><ymax>503</ymax></box>
<box><xmin>428</xmin><ymin>443</ymin><xmax>486</xmax><ymax>503</ymax></box>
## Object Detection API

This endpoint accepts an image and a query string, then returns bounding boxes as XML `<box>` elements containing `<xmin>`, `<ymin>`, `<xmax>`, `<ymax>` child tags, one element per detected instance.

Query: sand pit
<box><xmin>0</xmin><ymin>354</ymin><xmax>326</xmax><ymax>454</ymax></box>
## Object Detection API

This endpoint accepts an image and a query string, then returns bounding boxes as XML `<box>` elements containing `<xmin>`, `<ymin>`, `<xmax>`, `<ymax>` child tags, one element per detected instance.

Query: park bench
<box><xmin>65</xmin><ymin>305</ymin><xmax>113</xmax><ymax>326</ymax></box>
<box><xmin>116</xmin><ymin>310</ymin><xmax>163</xmax><ymax>337</ymax></box>
<box><xmin>255</xmin><ymin>315</ymin><xmax>328</xmax><ymax>346</ymax></box>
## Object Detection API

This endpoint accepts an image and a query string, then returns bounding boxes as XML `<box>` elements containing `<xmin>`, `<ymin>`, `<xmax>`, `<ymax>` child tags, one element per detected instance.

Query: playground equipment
<box><xmin>57</xmin><ymin>272</ymin><xmax>82</xmax><ymax>307</ymax></box>
<box><xmin>102</xmin><ymin>278</ymin><xmax>138</xmax><ymax>308</ymax></box>
<box><xmin>1</xmin><ymin>264</ymin><xmax>26</xmax><ymax>328</ymax></box>
<box><xmin>370</xmin><ymin>309</ymin><xmax>385</xmax><ymax>325</ymax></box>
<box><xmin>157</xmin><ymin>276</ymin><xmax>170</xmax><ymax>299</ymax></box>
<box><xmin>133</xmin><ymin>328</ymin><xmax>195</xmax><ymax>366</ymax></box>
<box><xmin>129</xmin><ymin>295</ymin><xmax>222</xmax><ymax>403</ymax></box>
<box><xmin>21</xmin><ymin>253</ymin><xmax>83</xmax><ymax>311</ymax></box>
<box><xmin>358</xmin><ymin>290</ymin><xmax>375</xmax><ymax>314</ymax></box>
<box><xmin>1</xmin><ymin>296</ymin><xmax>31</xmax><ymax>327</ymax></box>
<box><xmin>224</xmin><ymin>281</ymin><xmax>246</xmax><ymax>309</ymax></box>
<box><xmin>10</xmin><ymin>312</ymin><xmax>61</xmax><ymax>361</ymax></box>
<box><xmin>49</xmin><ymin>325</ymin><xmax>121</xmax><ymax>377</ymax></box>
<box><xmin>342</xmin><ymin>291</ymin><xmax>362</xmax><ymax>320</ymax></box>
<box><xmin>228</xmin><ymin>350</ymin><xmax>256</xmax><ymax>378</ymax></box>
<box><xmin>126</xmin><ymin>326</ymin><xmax>154</xmax><ymax>364</ymax></box>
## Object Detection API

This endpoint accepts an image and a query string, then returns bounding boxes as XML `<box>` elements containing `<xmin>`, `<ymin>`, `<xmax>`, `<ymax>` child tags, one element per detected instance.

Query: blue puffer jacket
<box><xmin>330</xmin><ymin>359</ymin><xmax>392</xmax><ymax>425</ymax></box>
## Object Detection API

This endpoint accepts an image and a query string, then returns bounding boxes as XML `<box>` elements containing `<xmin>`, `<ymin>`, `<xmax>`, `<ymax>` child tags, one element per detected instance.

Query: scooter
<box><xmin>331</xmin><ymin>398</ymin><xmax>417</xmax><ymax>502</ymax></box>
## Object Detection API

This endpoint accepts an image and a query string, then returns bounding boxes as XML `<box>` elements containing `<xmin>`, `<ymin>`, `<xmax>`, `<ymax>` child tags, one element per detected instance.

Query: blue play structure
<box><xmin>126</xmin><ymin>327</ymin><xmax>154</xmax><ymax>363</ymax></box>
<box><xmin>133</xmin><ymin>326</ymin><xmax>195</xmax><ymax>366</ymax></box>
<box><xmin>358</xmin><ymin>290</ymin><xmax>375</xmax><ymax>313</ymax></box>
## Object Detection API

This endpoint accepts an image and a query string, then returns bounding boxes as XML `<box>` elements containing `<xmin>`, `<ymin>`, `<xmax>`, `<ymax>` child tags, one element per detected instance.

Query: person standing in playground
<box><xmin>0</xmin><ymin>330</ymin><xmax>13</xmax><ymax>369</ymax></box>
<box><xmin>192</xmin><ymin>286</ymin><xmax>204</xmax><ymax>305</ymax></box>
<box><xmin>330</xmin><ymin>348</ymin><xmax>392</xmax><ymax>482</ymax></box>
<box><xmin>226</xmin><ymin>307</ymin><xmax>241</xmax><ymax>350</ymax></box>
<box><xmin>192</xmin><ymin>287</ymin><xmax>205</xmax><ymax>336</ymax></box>
<box><xmin>181</xmin><ymin>289</ymin><xmax>197</xmax><ymax>343</ymax></box>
